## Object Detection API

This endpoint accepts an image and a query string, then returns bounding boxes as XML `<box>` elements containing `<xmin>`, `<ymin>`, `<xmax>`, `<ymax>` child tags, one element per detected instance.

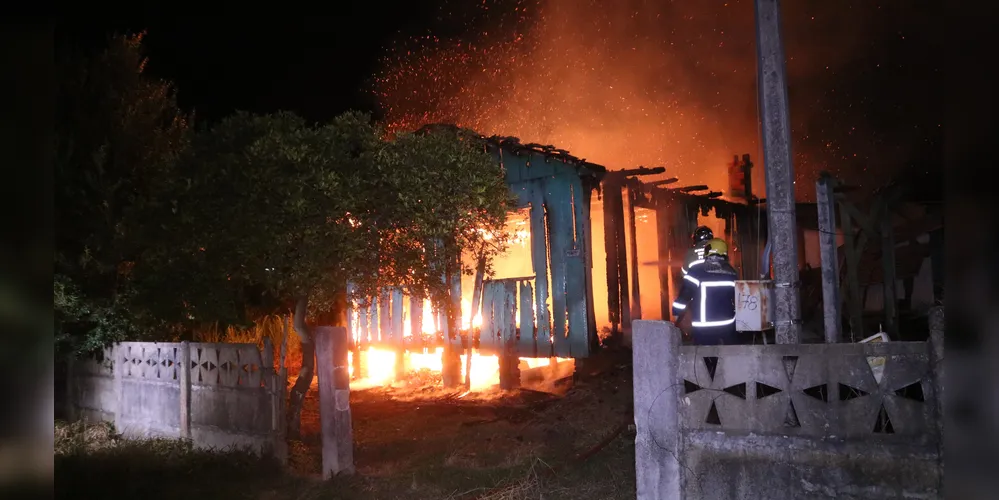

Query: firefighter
<box><xmin>671</xmin><ymin>238</ymin><xmax>739</xmax><ymax>345</ymax></box>
<box><xmin>682</xmin><ymin>226</ymin><xmax>714</xmax><ymax>276</ymax></box>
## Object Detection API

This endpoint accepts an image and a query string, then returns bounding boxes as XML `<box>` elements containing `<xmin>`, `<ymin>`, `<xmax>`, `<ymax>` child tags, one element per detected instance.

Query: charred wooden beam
<box><xmin>705</xmin><ymin>191</ymin><xmax>723</xmax><ymax>198</ymax></box>
<box><xmin>605</xmin><ymin>166</ymin><xmax>666</xmax><ymax>181</ymax></box>
<box><xmin>674</xmin><ymin>185</ymin><xmax>709</xmax><ymax>193</ymax></box>
<box><xmin>649</xmin><ymin>178</ymin><xmax>679</xmax><ymax>187</ymax></box>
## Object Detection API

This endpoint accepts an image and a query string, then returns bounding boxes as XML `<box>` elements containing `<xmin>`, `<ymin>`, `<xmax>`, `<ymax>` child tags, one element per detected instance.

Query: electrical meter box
<box><xmin>734</xmin><ymin>280</ymin><xmax>775</xmax><ymax>332</ymax></box>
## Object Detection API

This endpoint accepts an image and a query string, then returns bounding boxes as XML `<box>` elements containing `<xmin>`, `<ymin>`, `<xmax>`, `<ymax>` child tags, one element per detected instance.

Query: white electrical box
<box><xmin>734</xmin><ymin>280</ymin><xmax>775</xmax><ymax>332</ymax></box>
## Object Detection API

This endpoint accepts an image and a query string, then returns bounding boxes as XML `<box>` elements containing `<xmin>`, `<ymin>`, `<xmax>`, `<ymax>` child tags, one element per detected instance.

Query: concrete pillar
<box><xmin>755</xmin><ymin>0</ymin><xmax>802</xmax><ymax>344</ymax></box>
<box><xmin>632</xmin><ymin>320</ymin><xmax>682</xmax><ymax>499</ymax></box>
<box><xmin>179</xmin><ymin>341</ymin><xmax>191</xmax><ymax>440</ymax></box>
<box><xmin>314</xmin><ymin>326</ymin><xmax>355</xmax><ymax>477</ymax></box>
<box><xmin>928</xmin><ymin>306</ymin><xmax>944</xmax><ymax>469</ymax></box>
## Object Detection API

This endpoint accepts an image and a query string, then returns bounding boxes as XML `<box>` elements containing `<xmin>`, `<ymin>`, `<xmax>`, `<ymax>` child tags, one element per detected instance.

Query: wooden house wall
<box><xmin>347</xmin><ymin>147</ymin><xmax>599</xmax><ymax>359</ymax></box>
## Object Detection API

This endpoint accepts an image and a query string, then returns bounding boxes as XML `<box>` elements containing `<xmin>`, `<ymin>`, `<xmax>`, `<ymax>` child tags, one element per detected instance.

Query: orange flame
<box><xmin>347</xmin><ymin>211</ymin><xmax>569</xmax><ymax>391</ymax></box>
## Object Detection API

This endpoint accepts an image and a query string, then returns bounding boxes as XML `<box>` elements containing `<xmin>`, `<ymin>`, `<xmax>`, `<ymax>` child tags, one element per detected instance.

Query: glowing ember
<box><xmin>373</xmin><ymin>0</ymin><xmax>902</xmax><ymax>199</ymax></box>
<box><xmin>373</xmin><ymin>0</ymin><xmax>755</xmax><ymax>191</ymax></box>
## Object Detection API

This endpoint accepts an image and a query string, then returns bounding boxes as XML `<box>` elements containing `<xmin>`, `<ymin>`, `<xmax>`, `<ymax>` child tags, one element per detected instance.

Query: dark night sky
<box><xmin>55</xmin><ymin>1</ymin><xmax>941</xmax><ymax>199</ymax></box>
<box><xmin>57</xmin><ymin>5</ymin><xmax>445</xmax><ymax>123</ymax></box>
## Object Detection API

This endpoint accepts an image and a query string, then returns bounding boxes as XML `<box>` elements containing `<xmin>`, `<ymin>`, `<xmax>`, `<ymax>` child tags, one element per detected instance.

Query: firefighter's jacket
<box><xmin>681</xmin><ymin>241</ymin><xmax>710</xmax><ymax>276</ymax></box>
<box><xmin>671</xmin><ymin>255</ymin><xmax>738</xmax><ymax>328</ymax></box>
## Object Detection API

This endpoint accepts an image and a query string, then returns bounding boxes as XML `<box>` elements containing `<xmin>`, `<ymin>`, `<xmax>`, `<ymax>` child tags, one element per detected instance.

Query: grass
<box><xmin>54</xmin><ymin>420</ymin><xmax>288</xmax><ymax>500</ymax></box>
<box><xmin>55</xmin><ymin>348</ymin><xmax>637</xmax><ymax>500</ymax></box>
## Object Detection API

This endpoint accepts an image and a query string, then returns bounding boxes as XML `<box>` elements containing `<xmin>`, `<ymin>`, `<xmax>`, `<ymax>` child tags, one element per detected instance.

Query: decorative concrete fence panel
<box><xmin>632</xmin><ymin>317</ymin><xmax>943</xmax><ymax>500</ymax></box>
<box><xmin>117</xmin><ymin>342</ymin><xmax>184</xmax><ymax>438</ymax></box>
<box><xmin>67</xmin><ymin>341</ymin><xmax>286</xmax><ymax>462</ymax></box>
<box><xmin>67</xmin><ymin>346</ymin><xmax>116</xmax><ymax>423</ymax></box>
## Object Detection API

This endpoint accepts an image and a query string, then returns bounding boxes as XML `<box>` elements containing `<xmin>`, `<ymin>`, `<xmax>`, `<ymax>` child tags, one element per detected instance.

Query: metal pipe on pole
<box><xmin>755</xmin><ymin>0</ymin><xmax>802</xmax><ymax>344</ymax></box>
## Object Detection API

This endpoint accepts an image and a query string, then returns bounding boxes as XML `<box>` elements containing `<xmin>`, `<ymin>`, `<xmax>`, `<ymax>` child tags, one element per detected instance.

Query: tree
<box><xmin>143</xmin><ymin>110</ymin><xmax>388</xmax><ymax>436</ymax></box>
<box><xmin>54</xmin><ymin>32</ymin><xmax>191</xmax><ymax>355</ymax></box>
<box><xmin>145</xmin><ymin>113</ymin><xmax>512</xmax><ymax>435</ymax></box>
<box><xmin>374</xmin><ymin>128</ymin><xmax>513</xmax><ymax>333</ymax></box>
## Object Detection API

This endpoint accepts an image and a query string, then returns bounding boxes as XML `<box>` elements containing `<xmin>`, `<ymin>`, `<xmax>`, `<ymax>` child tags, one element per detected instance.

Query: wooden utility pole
<box><xmin>816</xmin><ymin>173</ymin><xmax>842</xmax><ymax>343</ymax></box>
<box><xmin>755</xmin><ymin>0</ymin><xmax>802</xmax><ymax>344</ymax></box>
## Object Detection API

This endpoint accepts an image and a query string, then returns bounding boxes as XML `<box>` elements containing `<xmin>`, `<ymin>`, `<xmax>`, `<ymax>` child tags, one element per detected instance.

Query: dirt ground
<box><xmin>55</xmin><ymin>344</ymin><xmax>637</xmax><ymax>500</ymax></box>
<box><xmin>277</xmin><ymin>344</ymin><xmax>636</xmax><ymax>499</ymax></box>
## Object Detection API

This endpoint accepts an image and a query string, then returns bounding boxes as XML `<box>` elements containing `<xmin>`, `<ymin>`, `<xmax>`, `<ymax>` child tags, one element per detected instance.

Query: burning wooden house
<box><xmin>346</xmin><ymin>126</ymin><xmax>607</xmax><ymax>389</ymax></box>
<box><xmin>347</xmin><ymin>124</ymin><xmax>944</xmax><ymax>388</ymax></box>
<box><xmin>595</xmin><ymin>154</ymin><xmax>770</xmax><ymax>336</ymax></box>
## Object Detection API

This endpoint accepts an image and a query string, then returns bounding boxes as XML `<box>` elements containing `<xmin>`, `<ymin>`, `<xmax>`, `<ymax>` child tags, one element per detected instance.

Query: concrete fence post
<box><xmin>927</xmin><ymin>306</ymin><xmax>944</xmax><ymax>478</ymax></box>
<box><xmin>262</xmin><ymin>337</ymin><xmax>276</xmax><ymax>431</ymax></box>
<box><xmin>65</xmin><ymin>354</ymin><xmax>76</xmax><ymax>422</ymax></box>
<box><xmin>262</xmin><ymin>337</ymin><xmax>287</xmax><ymax>463</ymax></box>
<box><xmin>315</xmin><ymin>326</ymin><xmax>355</xmax><ymax>477</ymax></box>
<box><xmin>179</xmin><ymin>341</ymin><xmax>191</xmax><ymax>440</ymax></box>
<box><xmin>632</xmin><ymin>320</ymin><xmax>683</xmax><ymax>500</ymax></box>
<box><xmin>113</xmin><ymin>343</ymin><xmax>123</xmax><ymax>432</ymax></box>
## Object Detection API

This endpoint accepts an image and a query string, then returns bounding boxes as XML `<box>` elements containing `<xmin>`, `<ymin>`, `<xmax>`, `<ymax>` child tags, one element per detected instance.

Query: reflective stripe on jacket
<box><xmin>681</xmin><ymin>242</ymin><xmax>709</xmax><ymax>275</ymax></box>
<box><xmin>671</xmin><ymin>255</ymin><xmax>738</xmax><ymax>327</ymax></box>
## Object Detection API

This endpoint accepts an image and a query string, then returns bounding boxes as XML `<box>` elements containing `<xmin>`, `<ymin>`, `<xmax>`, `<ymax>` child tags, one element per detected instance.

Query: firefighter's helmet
<box><xmin>704</xmin><ymin>238</ymin><xmax>729</xmax><ymax>257</ymax></box>
<box><xmin>692</xmin><ymin>226</ymin><xmax>714</xmax><ymax>245</ymax></box>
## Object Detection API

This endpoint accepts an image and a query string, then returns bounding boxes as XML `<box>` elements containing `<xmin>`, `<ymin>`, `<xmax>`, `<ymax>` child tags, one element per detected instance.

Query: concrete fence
<box><xmin>66</xmin><ymin>340</ymin><xmax>286</xmax><ymax>462</ymax></box>
<box><xmin>632</xmin><ymin>316</ymin><xmax>943</xmax><ymax>499</ymax></box>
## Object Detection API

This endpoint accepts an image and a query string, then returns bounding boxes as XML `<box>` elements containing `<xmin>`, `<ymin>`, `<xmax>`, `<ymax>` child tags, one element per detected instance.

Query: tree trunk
<box><xmin>287</xmin><ymin>296</ymin><xmax>313</xmax><ymax>439</ymax></box>
<box><xmin>441</xmin><ymin>251</ymin><xmax>463</xmax><ymax>388</ymax></box>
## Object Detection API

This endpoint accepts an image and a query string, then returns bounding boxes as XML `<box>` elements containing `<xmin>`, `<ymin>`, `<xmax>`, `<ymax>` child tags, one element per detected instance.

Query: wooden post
<box><xmin>816</xmin><ymin>173</ymin><xmax>842</xmax><ymax>343</ymax></box>
<box><xmin>668</xmin><ymin>201</ymin><xmax>689</xmax><ymax>320</ymax></box>
<box><xmin>755</xmin><ymin>0</ymin><xmax>802</xmax><ymax>344</ymax></box>
<box><xmin>741</xmin><ymin>154</ymin><xmax>754</xmax><ymax>206</ymax></box>
<box><xmin>529</xmin><ymin>185</ymin><xmax>551</xmax><ymax>351</ymax></box>
<box><xmin>441</xmin><ymin>260</ymin><xmax>464</xmax><ymax>388</ymax></box>
<box><xmin>839</xmin><ymin>202</ymin><xmax>865</xmax><ymax>341</ymax></box>
<box><xmin>179</xmin><ymin>341</ymin><xmax>191</xmax><ymax>440</ymax></box>
<box><xmin>315</xmin><ymin>326</ymin><xmax>355</xmax><ymax>477</ymax></box>
<box><xmin>614</xmin><ymin>186</ymin><xmax>632</xmax><ymax>333</ymax></box>
<box><xmin>498</xmin><ymin>281</ymin><xmax>520</xmax><ymax>390</ymax></box>
<box><xmin>603</xmin><ymin>183</ymin><xmax>622</xmax><ymax>333</ymax></box>
<box><xmin>409</xmin><ymin>296</ymin><xmax>423</xmax><ymax>342</ymax></box>
<box><xmin>467</xmin><ymin>255</ymin><xmax>487</xmax><ymax>389</ymax></box>
<box><xmin>632</xmin><ymin>320</ymin><xmax>682</xmax><ymax>499</ymax></box>
<box><xmin>627</xmin><ymin>185</ymin><xmax>643</xmax><ymax>321</ymax></box>
<box><xmin>579</xmin><ymin>180</ymin><xmax>600</xmax><ymax>350</ymax></box>
<box><xmin>391</xmin><ymin>289</ymin><xmax>406</xmax><ymax>382</ymax></box>
<box><xmin>655</xmin><ymin>204</ymin><xmax>672</xmax><ymax>321</ymax></box>
<box><xmin>880</xmin><ymin>198</ymin><xmax>898</xmax><ymax>338</ymax></box>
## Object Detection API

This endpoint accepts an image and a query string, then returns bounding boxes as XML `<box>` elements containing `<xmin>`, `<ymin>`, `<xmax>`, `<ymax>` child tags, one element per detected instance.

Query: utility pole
<box><xmin>816</xmin><ymin>173</ymin><xmax>841</xmax><ymax>343</ymax></box>
<box><xmin>755</xmin><ymin>0</ymin><xmax>802</xmax><ymax>344</ymax></box>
